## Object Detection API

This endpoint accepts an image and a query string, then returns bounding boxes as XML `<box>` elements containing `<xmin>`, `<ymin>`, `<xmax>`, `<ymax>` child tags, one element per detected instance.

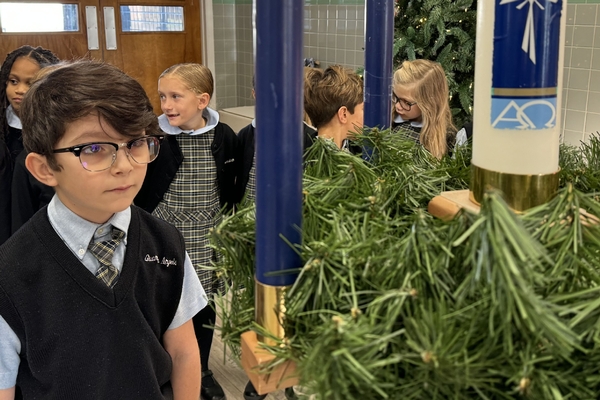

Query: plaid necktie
<box><xmin>88</xmin><ymin>227</ymin><xmax>125</xmax><ymax>288</ymax></box>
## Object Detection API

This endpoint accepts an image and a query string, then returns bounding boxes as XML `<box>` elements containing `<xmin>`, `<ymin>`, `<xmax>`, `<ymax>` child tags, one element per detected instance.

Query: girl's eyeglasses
<box><xmin>52</xmin><ymin>135</ymin><xmax>165</xmax><ymax>172</ymax></box>
<box><xmin>391</xmin><ymin>94</ymin><xmax>417</xmax><ymax>111</ymax></box>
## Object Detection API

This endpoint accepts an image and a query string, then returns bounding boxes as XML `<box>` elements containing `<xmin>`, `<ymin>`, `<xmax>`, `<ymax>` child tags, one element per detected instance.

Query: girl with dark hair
<box><xmin>1</xmin><ymin>46</ymin><xmax>60</xmax><ymax>160</ymax></box>
<box><xmin>0</xmin><ymin>45</ymin><xmax>60</xmax><ymax>244</ymax></box>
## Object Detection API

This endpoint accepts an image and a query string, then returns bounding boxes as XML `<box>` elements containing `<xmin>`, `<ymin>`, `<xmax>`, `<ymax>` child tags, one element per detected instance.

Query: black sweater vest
<box><xmin>0</xmin><ymin>206</ymin><xmax>186</xmax><ymax>399</ymax></box>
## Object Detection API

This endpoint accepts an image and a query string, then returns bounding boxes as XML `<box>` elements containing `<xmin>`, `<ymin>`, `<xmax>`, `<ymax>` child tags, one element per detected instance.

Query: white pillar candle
<box><xmin>472</xmin><ymin>0</ymin><xmax>567</xmax><ymax>175</ymax></box>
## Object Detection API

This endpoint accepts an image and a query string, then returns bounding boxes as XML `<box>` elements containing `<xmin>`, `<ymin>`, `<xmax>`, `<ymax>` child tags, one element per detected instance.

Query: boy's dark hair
<box><xmin>20</xmin><ymin>60</ymin><xmax>159</xmax><ymax>170</ymax></box>
<box><xmin>304</xmin><ymin>65</ymin><xmax>363</xmax><ymax>130</ymax></box>
<box><xmin>0</xmin><ymin>45</ymin><xmax>60</xmax><ymax>142</ymax></box>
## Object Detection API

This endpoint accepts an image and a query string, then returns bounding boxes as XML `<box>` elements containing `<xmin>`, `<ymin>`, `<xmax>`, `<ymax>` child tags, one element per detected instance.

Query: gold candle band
<box><xmin>470</xmin><ymin>164</ymin><xmax>559</xmax><ymax>211</ymax></box>
<box><xmin>255</xmin><ymin>279</ymin><xmax>289</xmax><ymax>346</ymax></box>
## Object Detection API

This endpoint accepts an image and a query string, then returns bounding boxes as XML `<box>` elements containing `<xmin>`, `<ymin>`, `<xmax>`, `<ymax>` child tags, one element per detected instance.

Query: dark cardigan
<box><xmin>135</xmin><ymin>122</ymin><xmax>239</xmax><ymax>213</ymax></box>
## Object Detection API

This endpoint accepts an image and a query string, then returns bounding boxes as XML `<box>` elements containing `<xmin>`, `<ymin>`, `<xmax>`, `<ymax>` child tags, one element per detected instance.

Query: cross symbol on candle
<box><xmin>499</xmin><ymin>0</ymin><xmax>559</xmax><ymax>65</ymax></box>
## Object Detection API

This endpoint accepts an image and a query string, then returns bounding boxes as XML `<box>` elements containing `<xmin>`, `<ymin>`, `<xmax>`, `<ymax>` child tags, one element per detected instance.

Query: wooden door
<box><xmin>99</xmin><ymin>0</ymin><xmax>202</xmax><ymax>111</ymax></box>
<box><xmin>0</xmin><ymin>0</ymin><xmax>202</xmax><ymax>112</ymax></box>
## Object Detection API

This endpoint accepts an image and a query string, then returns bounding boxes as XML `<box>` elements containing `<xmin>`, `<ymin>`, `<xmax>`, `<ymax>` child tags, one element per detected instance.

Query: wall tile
<box><xmin>212</xmin><ymin>0</ymin><xmax>365</xmax><ymax>107</ymax></box>
<box><xmin>566</xmin><ymin>110</ymin><xmax>586</xmax><ymax>131</ymax></box>
<box><xmin>569</xmin><ymin>69</ymin><xmax>591</xmax><ymax>90</ymax></box>
<box><xmin>571</xmin><ymin>48</ymin><xmax>592</xmax><ymax>68</ymax></box>
<box><xmin>327</xmin><ymin>20</ymin><xmax>336</xmax><ymax>34</ymax></box>
<box><xmin>589</xmin><ymin>70</ymin><xmax>600</xmax><ymax>91</ymax></box>
<box><xmin>592</xmin><ymin>49</ymin><xmax>600</xmax><ymax>69</ymax></box>
<box><xmin>564</xmin><ymin>47</ymin><xmax>572</xmax><ymax>67</ymax></box>
<box><xmin>347</xmin><ymin>7</ymin><xmax>356</xmax><ymax>20</ymax></box>
<box><xmin>567</xmin><ymin>89</ymin><xmax>588</xmax><ymax>110</ymax></box>
<box><xmin>567</xmin><ymin>4</ymin><xmax>577</xmax><ymax>24</ymax></box>
<box><xmin>587</xmin><ymin>91</ymin><xmax>600</xmax><ymax>112</ymax></box>
<box><xmin>573</xmin><ymin>26</ymin><xmax>595</xmax><ymax>47</ymax></box>
<box><xmin>575</xmin><ymin>5</ymin><xmax>597</xmax><ymax>25</ymax></box>
<box><xmin>594</xmin><ymin>26</ymin><xmax>600</xmax><ymax>47</ymax></box>
<box><xmin>563</xmin><ymin>130</ymin><xmax>584</xmax><ymax>147</ymax></box>
<box><xmin>565</xmin><ymin>26</ymin><xmax>574</xmax><ymax>46</ymax></box>
<box><xmin>585</xmin><ymin>111</ymin><xmax>600</xmax><ymax>132</ymax></box>
<box><xmin>356</xmin><ymin>6</ymin><xmax>364</xmax><ymax>20</ymax></box>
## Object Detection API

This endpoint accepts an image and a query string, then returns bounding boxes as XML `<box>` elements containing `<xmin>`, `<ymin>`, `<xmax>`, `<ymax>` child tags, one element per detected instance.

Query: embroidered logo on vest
<box><xmin>145</xmin><ymin>254</ymin><xmax>178</xmax><ymax>267</ymax></box>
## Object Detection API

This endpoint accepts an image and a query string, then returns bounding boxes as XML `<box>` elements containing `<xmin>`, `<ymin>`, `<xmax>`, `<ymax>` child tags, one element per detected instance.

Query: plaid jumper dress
<box><xmin>393</xmin><ymin>121</ymin><xmax>457</xmax><ymax>154</ymax></box>
<box><xmin>245</xmin><ymin>158</ymin><xmax>257</xmax><ymax>202</ymax></box>
<box><xmin>152</xmin><ymin>132</ymin><xmax>225</xmax><ymax>297</ymax></box>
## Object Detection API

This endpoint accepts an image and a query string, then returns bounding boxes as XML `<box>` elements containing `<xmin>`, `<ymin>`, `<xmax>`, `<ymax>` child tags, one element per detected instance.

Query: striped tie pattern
<box><xmin>88</xmin><ymin>227</ymin><xmax>125</xmax><ymax>288</ymax></box>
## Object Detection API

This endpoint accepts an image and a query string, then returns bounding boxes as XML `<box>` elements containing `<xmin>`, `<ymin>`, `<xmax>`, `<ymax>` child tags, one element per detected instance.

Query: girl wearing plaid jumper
<box><xmin>136</xmin><ymin>63</ymin><xmax>237</xmax><ymax>400</ymax></box>
<box><xmin>392</xmin><ymin>59</ymin><xmax>467</xmax><ymax>159</ymax></box>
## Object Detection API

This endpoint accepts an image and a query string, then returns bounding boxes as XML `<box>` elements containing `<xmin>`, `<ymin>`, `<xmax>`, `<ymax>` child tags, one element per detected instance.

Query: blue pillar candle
<box><xmin>254</xmin><ymin>0</ymin><xmax>303</xmax><ymax>286</ymax></box>
<box><xmin>364</xmin><ymin>0</ymin><xmax>395</xmax><ymax>130</ymax></box>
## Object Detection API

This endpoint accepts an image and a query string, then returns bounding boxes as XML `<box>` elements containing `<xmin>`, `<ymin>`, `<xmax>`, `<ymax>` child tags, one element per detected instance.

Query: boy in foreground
<box><xmin>0</xmin><ymin>60</ymin><xmax>205</xmax><ymax>400</ymax></box>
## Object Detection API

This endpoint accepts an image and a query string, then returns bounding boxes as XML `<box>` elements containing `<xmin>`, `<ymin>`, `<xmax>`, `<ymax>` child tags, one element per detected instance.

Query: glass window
<box><xmin>0</xmin><ymin>3</ymin><xmax>79</xmax><ymax>32</ymax></box>
<box><xmin>120</xmin><ymin>6</ymin><xmax>184</xmax><ymax>32</ymax></box>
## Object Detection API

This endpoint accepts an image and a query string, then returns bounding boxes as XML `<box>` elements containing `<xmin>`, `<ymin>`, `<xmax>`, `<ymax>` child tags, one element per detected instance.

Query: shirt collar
<box><xmin>47</xmin><ymin>195</ymin><xmax>131</xmax><ymax>260</ymax></box>
<box><xmin>6</xmin><ymin>106</ymin><xmax>22</xmax><ymax>129</ymax></box>
<box><xmin>394</xmin><ymin>114</ymin><xmax>423</xmax><ymax>128</ymax></box>
<box><xmin>158</xmin><ymin>107</ymin><xmax>219</xmax><ymax>135</ymax></box>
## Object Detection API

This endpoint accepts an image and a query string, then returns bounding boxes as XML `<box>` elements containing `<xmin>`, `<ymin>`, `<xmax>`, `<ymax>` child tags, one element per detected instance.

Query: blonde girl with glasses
<box><xmin>392</xmin><ymin>59</ymin><xmax>467</xmax><ymax>159</ymax></box>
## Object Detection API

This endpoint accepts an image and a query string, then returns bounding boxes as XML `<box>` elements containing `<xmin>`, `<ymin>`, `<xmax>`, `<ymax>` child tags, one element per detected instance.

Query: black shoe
<box><xmin>201</xmin><ymin>370</ymin><xmax>226</xmax><ymax>400</ymax></box>
<box><xmin>243</xmin><ymin>381</ymin><xmax>267</xmax><ymax>400</ymax></box>
<box><xmin>284</xmin><ymin>387</ymin><xmax>297</xmax><ymax>400</ymax></box>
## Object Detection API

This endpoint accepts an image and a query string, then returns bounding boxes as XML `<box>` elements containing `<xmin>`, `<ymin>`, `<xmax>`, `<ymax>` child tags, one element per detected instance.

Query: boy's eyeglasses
<box><xmin>52</xmin><ymin>135</ymin><xmax>165</xmax><ymax>172</ymax></box>
<box><xmin>391</xmin><ymin>94</ymin><xmax>417</xmax><ymax>111</ymax></box>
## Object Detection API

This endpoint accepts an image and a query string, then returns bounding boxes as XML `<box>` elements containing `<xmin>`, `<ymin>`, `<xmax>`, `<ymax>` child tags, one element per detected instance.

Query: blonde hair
<box><xmin>393</xmin><ymin>59</ymin><xmax>456</xmax><ymax>159</ymax></box>
<box><xmin>160</xmin><ymin>63</ymin><xmax>213</xmax><ymax>97</ymax></box>
<box><xmin>304</xmin><ymin>65</ymin><xmax>363</xmax><ymax>129</ymax></box>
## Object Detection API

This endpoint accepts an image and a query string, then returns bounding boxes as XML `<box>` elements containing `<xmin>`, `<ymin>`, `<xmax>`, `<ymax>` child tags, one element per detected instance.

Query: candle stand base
<box><xmin>241</xmin><ymin>331</ymin><xmax>299</xmax><ymax>396</ymax></box>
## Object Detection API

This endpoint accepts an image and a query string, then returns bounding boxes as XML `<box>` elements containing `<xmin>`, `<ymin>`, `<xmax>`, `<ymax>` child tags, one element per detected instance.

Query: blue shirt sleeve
<box><xmin>167</xmin><ymin>251</ymin><xmax>208</xmax><ymax>330</ymax></box>
<box><xmin>0</xmin><ymin>314</ymin><xmax>20</xmax><ymax>389</ymax></box>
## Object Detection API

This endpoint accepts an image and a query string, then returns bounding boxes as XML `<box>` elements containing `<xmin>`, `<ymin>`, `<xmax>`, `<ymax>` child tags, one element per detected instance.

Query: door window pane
<box><xmin>0</xmin><ymin>3</ymin><xmax>79</xmax><ymax>32</ymax></box>
<box><xmin>120</xmin><ymin>6</ymin><xmax>184</xmax><ymax>32</ymax></box>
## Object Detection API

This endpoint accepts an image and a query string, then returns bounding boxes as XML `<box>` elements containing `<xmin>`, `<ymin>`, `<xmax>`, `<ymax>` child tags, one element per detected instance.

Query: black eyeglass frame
<box><xmin>391</xmin><ymin>94</ymin><xmax>418</xmax><ymax>111</ymax></box>
<box><xmin>52</xmin><ymin>135</ymin><xmax>165</xmax><ymax>171</ymax></box>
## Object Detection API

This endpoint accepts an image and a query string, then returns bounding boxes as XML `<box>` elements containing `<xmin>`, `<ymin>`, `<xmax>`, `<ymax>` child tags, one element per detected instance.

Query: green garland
<box><xmin>211</xmin><ymin>130</ymin><xmax>600</xmax><ymax>399</ymax></box>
